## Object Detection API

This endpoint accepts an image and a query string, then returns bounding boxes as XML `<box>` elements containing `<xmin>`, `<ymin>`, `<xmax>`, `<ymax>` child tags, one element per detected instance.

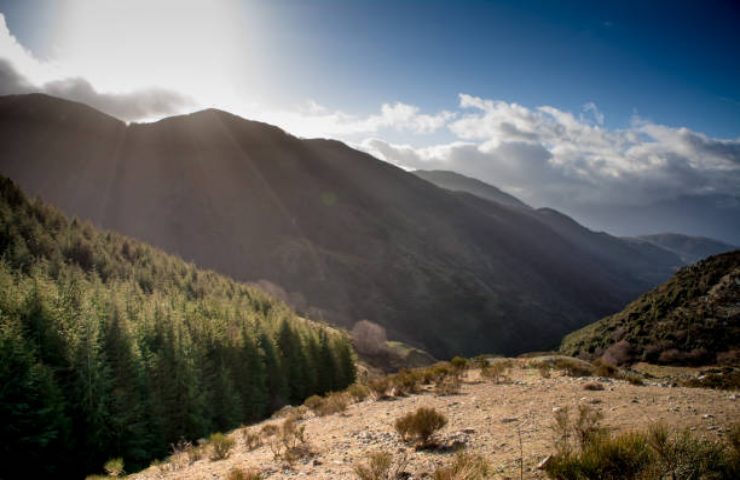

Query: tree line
<box><xmin>0</xmin><ymin>177</ymin><xmax>355</xmax><ymax>478</ymax></box>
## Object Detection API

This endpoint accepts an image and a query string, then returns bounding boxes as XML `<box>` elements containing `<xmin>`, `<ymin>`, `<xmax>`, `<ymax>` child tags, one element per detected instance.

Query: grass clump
<box><xmin>304</xmin><ymin>392</ymin><xmax>349</xmax><ymax>416</ymax></box>
<box><xmin>346</xmin><ymin>383</ymin><xmax>371</xmax><ymax>402</ymax></box>
<box><xmin>208</xmin><ymin>432</ymin><xmax>236</xmax><ymax>460</ymax></box>
<box><xmin>268</xmin><ymin>416</ymin><xmax>312</xmax><ymax>464</ymax></box>
<box><xmin>226</xmin><ymin>467</ymin><xmax>262</xmax><ymax>480</ymax></box>
<box><xmin>353</xmin><ymin>451</ymin><xmax>409</xmax><ymax>480</ymax></box>
<box><xmin>242</xmin><ymin>427</ymin><xmax>262</xmax><ymax>451</ymax></box>
<box><xmin>103</xmin><ymin>458</ymin><xmax>124</xmax><ymax>477</ymax></box>
<box><xmin>432</xmin><ymin>452</ymin><xmax>492</xmax><ymax>480</ymax></box>
<box><xmin>368</xmin><ymin>376</ymin><xmax>392</xmax><ymax>400</ymax></box>
<box><xmin>480</xmin><ymin>359</ymin><xmax>512</xmax><ymax>383</ymax></box>
<box><xmin>394</xmin><ymin>407</ymin><xmax>448</xmax><ymax>448</ymax></box>
<box><xmin>544</xmin><ymin>407</ymin><xmax>740</xmax><ymax>480</ymax></box>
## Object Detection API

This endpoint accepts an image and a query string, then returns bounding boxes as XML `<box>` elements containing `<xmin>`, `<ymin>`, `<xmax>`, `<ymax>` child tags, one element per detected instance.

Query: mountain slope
<box><xmin>413</xmin><ymin>169</ymin><xmax>529</xmax><ymax>209</ymax></box>
<box><xmin>636</xmin><ymin>233</ymin><xmax>737</xmax><ymax>264</ymax></box>
<box><xmin>0</xmin><ymin>93</ymin><xmax>676</xmax><ymax>357</ymax></box>
<box><xmin>561</xmin><ymin>250</ymin><xmax>740</xmax><ymax>366</ymax></box>
<box><xmin>0</xmin><ymin>176</ymin><xmax>355</xmax><ymax>478</ymax></box>
<box><xmin>414</xmin><ymin>169</ymin><xmax>683</xmax><ymax>286</ymax></box>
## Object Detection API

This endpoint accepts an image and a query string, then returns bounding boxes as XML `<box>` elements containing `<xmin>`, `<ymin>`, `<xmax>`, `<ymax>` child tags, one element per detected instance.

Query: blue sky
<box><xmin>0</xmin><ymin>0</ymin><xmax>738</xmax><ymax>241</ymax></box>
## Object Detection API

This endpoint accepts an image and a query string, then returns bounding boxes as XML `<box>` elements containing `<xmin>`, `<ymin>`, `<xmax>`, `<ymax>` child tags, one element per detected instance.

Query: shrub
<box><xmin>103</xmin><ymin>458</ymin><xmax>124</xmax><ymax>477</ymax></box>
<box><xmin>553</xmin><ymin>357</ymin><xmax>594</xmax><ymax>377</ymax></box>
<box><xmin>450</xmin><ymin>356</ymin><xmax>469</xmax><ymax>371</ymax></box>
<box><xmin>432</xmin><ymin>452</ymin><xmax>492</xmax><ymax>480</ymax></box>
<box><xmin>304</xmin><ymin>392</ymin><xmax>349</xmax><ymax>416</ymax></box>
<box><xmin>261</xmin><ymin>423</ymin><xmax>279</xmax><ymax>438</ymax></box>
<box><xmin>394</xmin><ymin>407</ymin><xmax>447</xmax><ymax>448</ymax></box>
<box><xmin>304</xmin><ymin>395</ymin><xmax>323</xmax><ymax>412</ymax></box>
<box><xmin>353</xmin><ymin>451</ymin><xmax>408</xmax><ymax>480</ymax></box>
<box><xmin>346</xmin><ymin>383</ymin><xmax>371</xmax><ymax>402</ymax></box>
<box><xmin>537</xmin><ymin>363</ymin><xmax>552</xmax><ymax>379</ymax></box>
<box><xmin>435</xmin><ymin>375</ymin><xmax>461</xmax><ymax>396</ymax></box>
<box><xmin>480</xmin><ymin>360</ymin><xmax>511</xmax><ymax>384</ymax></box>
<box><xmin>268</xmin><ymin>416</ymin><xmax>311</xmax><ymax>464</ymax></box>
<box><xmin>209</xmin><ymin>432</ymin><xmax>236</xmax><ymax>460</ymax></box>
<box><xmin>545</xmin><ymin>431</ymin><xmax>651</xmax><ymax>480</ymax></box>
<box><xmin>582</xmin><ymin>381</ymin><xmax>604</xmax><ymax>391</ymax></box>
<box><xmin>391</xmin><ymin>370</ymin><xmax>423</xmax><ymax>396</ymax></box>
<box><xmin>368</xmin><ymin>376</ymin><xmax>391</xmax><ymax>399</ymax></box>
<box><xmin>226</xmin><ymin>467</ymin><xmax>262</xmax><ymax>480</ymax></box>
<box><xmin>243</xmin><ymin>428</ymin><xmax>262</xmax><ymax>451</ymax></box>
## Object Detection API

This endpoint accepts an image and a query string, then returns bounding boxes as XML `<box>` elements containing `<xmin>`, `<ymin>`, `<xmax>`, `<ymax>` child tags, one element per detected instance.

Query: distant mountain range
<box><xmin>560</xmin><ymin>250</ymin><xmax>739</xmax><ymax>366</ymax></box>
<box><xmin>635</xmin><ymin>233</ymin><xmax>737</xmax><ymax>264</ymax></box>
<box><xmin>0</xmin><ymin>93</ymin><xmax>713</xmax><ymax>357</ymax></box>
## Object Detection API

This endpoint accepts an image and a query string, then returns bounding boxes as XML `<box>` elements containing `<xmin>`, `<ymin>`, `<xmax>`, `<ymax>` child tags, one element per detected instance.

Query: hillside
<box><xmin>0</xmin><ymin>177</ymin><xmax>355</xmax><ymax>478</ymax></box>
<box><xmin>0</xmin><ymin>93</ymin><xmax>685</xmax><ymax>358</ymax></box>
<box><xmin>413</xmin><ymin>169</ymin><xmax>530</xmax><ymax>210</ymax></box>
<box><xmin>561</xmin><ymin>250</ymin><xmax>740</xmax><ymax>366</ymax></box>
<box><xmin>637</xmin><ymin>233</ymin><xmax>737</xmax><ymax>264</ymax></box>
<box><xmin>415</xmin><ymin>169</ymin><xmax>683</xmax><ymax>286</ymax></box>
<box><xmin>129</xmin><ymin>361</ymin><xmax>739</xmax><ymax>480</ymax></box>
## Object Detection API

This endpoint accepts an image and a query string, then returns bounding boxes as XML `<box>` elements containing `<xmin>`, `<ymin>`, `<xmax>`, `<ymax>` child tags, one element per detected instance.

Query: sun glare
<box><xmin>54</xmin><ymin>0</ymin><xmax>248</xmax><ymax>108</ymax></box>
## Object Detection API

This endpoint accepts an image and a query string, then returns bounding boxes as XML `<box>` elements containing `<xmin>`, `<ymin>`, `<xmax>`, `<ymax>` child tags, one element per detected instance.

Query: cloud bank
<box><xmin>0</xmin><ymin>14</ymin><xmax>192</xmax><ymax>121</ymax></box>
<box><xmin>360</xmin><ymin>94</ymin><xmax>740</xmax><ymax>213</ymax></box>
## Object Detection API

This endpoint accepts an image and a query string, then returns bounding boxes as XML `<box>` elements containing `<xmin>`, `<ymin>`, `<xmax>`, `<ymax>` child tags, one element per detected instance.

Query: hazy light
<box><xmin>53</xmin><ymin>0</ymin><xmax>249</xmax><ymax>109</ymax></box>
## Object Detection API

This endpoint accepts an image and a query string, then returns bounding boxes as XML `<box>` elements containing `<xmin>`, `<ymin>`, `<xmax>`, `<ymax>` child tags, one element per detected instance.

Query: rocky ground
<box><xmin>131</xmin><ymin>362</ymin><xmax>739</xmax><ymax>479</ymax></box>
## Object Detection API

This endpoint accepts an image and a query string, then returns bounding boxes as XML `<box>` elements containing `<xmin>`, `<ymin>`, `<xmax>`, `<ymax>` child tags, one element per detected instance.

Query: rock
<box><xmin>462</xmin><ymin>428</ymin><xmax>476</xmax><ymax>434</ymax></box>
<box><xmin>500</xmin><ymin>417</ymin><xmax>518</xmax><ymax>423</ymax></box>
<box><xmin>702</xmin><ymin>414</ymin><xmax>714</xmax><ymax>419</ymax></box>
<box><xmin>537</xmin><ymin>455</ymin><xmax>553</xmax><ymax>470</ymax></box>
<box><xmin>312</xmin><ymin>459</ymin><xmax>322</xmax><ymax>466</ymax></box>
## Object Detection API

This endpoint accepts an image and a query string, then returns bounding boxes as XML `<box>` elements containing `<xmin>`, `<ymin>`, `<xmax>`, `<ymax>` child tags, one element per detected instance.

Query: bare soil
<box><xmin>131</xmin><ymin>362</ymin><xmax>739</xmax><ymax>479</ymax></box>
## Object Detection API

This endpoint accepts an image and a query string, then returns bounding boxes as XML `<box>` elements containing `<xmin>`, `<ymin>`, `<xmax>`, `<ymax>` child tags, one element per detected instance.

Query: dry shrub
<box><xmin>208</xmin><ymin>432</ymin><xmax>236</xmax><ymax>460</ymax></box>
<box><xmin>480</xmin><ymin>359</ymin><xmax>512</xmax><ymax>383</ymax></box>
<box><xmin>550</xmin><ymin>404</ymin><xmax>606</xmax><ymax>455</ymax></box>
<box><xmin>394</xmin><ymin>407</ymin><xmax>447</xmax><ymax>448</ymax></box>
<box><xmin>352</xmin><ymin>320</ymin><xmax>389</xmax><ymax>356</ymax></box>
<box><xmin>242</xmin><ymin>427</ymin><xmax>262</xmax><ymax>451</ymax></box>
<box><xmin>432</xmin><ymin>452</ymin><xmax>492</xmax><ymax>480</ymax></box>
<box><xmin>261</xmin><ymin>423</ymin><xmax>279</xmax><ymax>438</ymax></box>
<box><xmin>601</xmin><ymin>340</ymin><xmax>633</xmax><ymax>366</ymax></box>
<box><xmin>450</xmin><ymin>356</ymin><xmax>469</xmax><ymax>372</ymax></box>
<box><xmin>226</xmin><ymin>467</ymin><xmax>262</xmax><ymax>480</ymax></box>
<box><xmin>537</xmin><ymin>363</ymin><xmax>552</xmax><ymax>378</ymax></box>
<box><xmin>368</xmin><ymin>376</ymin><xmax>392</xmax><ymax>399</ymax></box>
<box><xmin>392</xmin><ymin>369</ymin><xmax>423</xmax><ymax>396</ymax></box>
<box><xmin>353</xmin><ymin>451</ymin><xmax>409</xmax><ymax>480</ymax></box>
<box><xmin>582</xmin><ymin>381</ymin><xmax>605</xmax><ymax>391</ymax></box>
<box><xmin>269</xmin><ymin>416</ymin><xmax>312</xmax><ymax>464</ymax></box>
<box><xmin>552</xmin><ymin>357</ymin><xmax>594</xmax><ymax>377</ymax></box>
<box><xmin>304</xmin><ymin>392</ymin><xmax>349</xmax><ymax>416</ymax></box>
<box><xmin>346</xmin><ymin>383</ymin><xmax>371</xmax><ymax>402</ymax></box>
<box><xmin>435</xmin><ymin>375</ymin><xmax>461</xmax><ymax>395</ymax></box>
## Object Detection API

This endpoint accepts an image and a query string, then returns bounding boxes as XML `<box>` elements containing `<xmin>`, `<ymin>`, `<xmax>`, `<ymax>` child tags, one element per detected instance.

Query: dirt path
<box><xmin>132</xmin><ymin>365</ymin><xmax>739</xmax><ymax>479</ymax></box>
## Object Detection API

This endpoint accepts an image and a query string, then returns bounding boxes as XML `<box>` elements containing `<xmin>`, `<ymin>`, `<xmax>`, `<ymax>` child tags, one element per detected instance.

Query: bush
<box><xmin>353</xmin><ymin>451</ymin><xmax>408</xmax><ymax>480</ymax></box>
<box><xmin>553</xmin><ymin>357</ymin><xmax>594</xmax><ymax>377</ymax></box>
<box><xmin>480</xmin><ymin>360</ymin><xmax>511</xmax><ymax>383</ymax></box>
<box><xmin>227</xmin><ymin>467</ymin><xmax>262</xmax><ymax>480</ymax></box>
<box><xmin>582</xmin><ymin>381</ymin><xmax>605</xmax><ymax>391</ymax></box>
<box><xmin>435</xmin><ymin>375</ymin><xmax>462</xmax><ymax>396</ymax></box>
<box><xmin>268</xmin><ymin>417</ymin><xmax>311</xmax><ymax>464</ymax></box>
<box><xmin>545</xmin><ymin>431</ymin><xmax>651</xmax><ymax>480</ymax></box>
<box><xmin>368</xmin><ymin>376</ymin><xmax>391</xmax><ymax>399</ymax></box>
<box><xmin>243</xmin><ymin>428</ymin><xmax>262</xmax><ymax>451</ymax></box>
<box><xmin>394</xmin><ymin>407</ymin><xmax>447</xmax><ymax>448</ymax></box>
<box><xmin>450</xmin><ymin>356</ymin><xmax>469</xmax><ymax>371</ymax></box>
<box><xmin>391</xmin><ymin>369</ymin><xmax>423</xmax><ymax>396</ymax></box>
<box><xmin>346</xmin><ymin>383</ymin><xmax>371</xmax><ymax>402</ymax></box>
<box><xmin>209</xmin><ymin>432</ymin><xmax>236</xmax><ymax>460</ymax></box>
<box><xmin>432</xmin><ymin>452</ymin><xmax>492</xmax><ymax>480</ymax></box>
<box><xmin>103</xmin><ymin>458</ymin><xmax>124</xmax><ymax>477</ymax></box>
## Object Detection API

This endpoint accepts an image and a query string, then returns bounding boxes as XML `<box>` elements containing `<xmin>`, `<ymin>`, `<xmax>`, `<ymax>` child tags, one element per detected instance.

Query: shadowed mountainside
<box><xmin>0</xmin><ymin>93</ymin><xmax>682</xmax><ymax>357</ymax></box>
<box><xmin>636</xmin><ymin>233</ymin><xmax>737</xmax><ymax>264</ymax></box>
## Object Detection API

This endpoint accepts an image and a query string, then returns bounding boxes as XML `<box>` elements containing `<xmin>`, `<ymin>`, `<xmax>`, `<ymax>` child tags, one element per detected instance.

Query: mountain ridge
<box><xmin>0</xmin><ymin>93</ymin><xmax>681</xmax><ymax>357</ymax></box>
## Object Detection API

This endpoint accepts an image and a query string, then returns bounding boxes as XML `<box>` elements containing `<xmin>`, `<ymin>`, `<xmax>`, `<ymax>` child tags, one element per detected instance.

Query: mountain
<box><xmin>636</xmin><ymin>233</ymin><xmax>737</xmax><ymax>264</ymax></box>
<box><xmin>413</xmin><ymin>169</ymin><xmax>529</xmax><ymax>209</ymax></box>
<box><xmin>560</xmin><ymin>250</ymin><xmax>740</xmax><ymax>366</ymax></box>
<box><xmin>413</xmin><ymin>169</ymin><xmax>683</xmax><ymax>287</ymax></box>
<box><xmin>0</xmin><ymin>93</ymin><xmax>678</xmax><ymax>357</ymax></box>
<box><xmin>0</xmin><ymin>176</ymin><xmax>355</xmax><ymax>477</ymax></box>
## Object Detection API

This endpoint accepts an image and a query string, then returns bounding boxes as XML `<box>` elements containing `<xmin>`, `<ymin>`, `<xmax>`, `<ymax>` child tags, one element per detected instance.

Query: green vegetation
<box><xmin>0</xmin><ymin>177</ymin><xmax>355</xmax><ymax>478</ymax></box>
<box><xmin>208</xmin><ymin>433</ymin><xmax>236</xmax><ymax>460</ymax></box>
<box><xmin>561</xmin><ymin>250</ymin><xmax>739</xmax><ymax>366</ymax></box>
<box><xmin>544</xmin><ymin>406</ymin><xmax>740</xmax><ymax>479</ymax></box>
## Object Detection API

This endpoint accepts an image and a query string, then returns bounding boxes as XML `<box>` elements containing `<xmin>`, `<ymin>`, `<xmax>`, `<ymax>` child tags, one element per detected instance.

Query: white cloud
<box><xmin>0</xmin><ymin>13</ymin><xmax>193</xmax><ymax>121</ymax></box>
<box><xmin>357</xmin><ymin>93</ymin><xmax>740</xmax><ymax>210</ymax></box>
<box><xmin>254</xmin><ymin>100</ymin><xmax>454</xmax><ymax>138</ymax></box>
